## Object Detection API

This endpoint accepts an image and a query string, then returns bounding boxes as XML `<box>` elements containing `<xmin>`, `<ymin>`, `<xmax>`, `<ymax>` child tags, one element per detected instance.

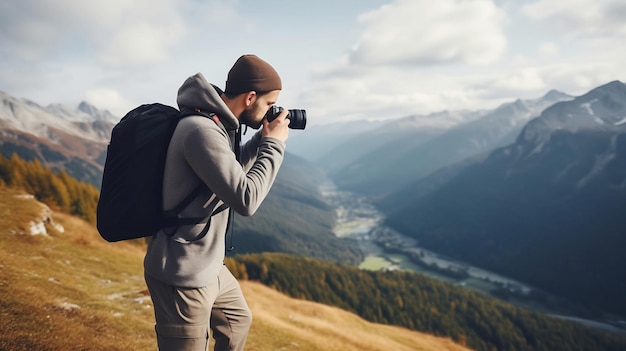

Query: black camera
<box><xmin>264</xmin><ymin>105</ymin><xmax>306</xmax><ymax>130</ymax></box>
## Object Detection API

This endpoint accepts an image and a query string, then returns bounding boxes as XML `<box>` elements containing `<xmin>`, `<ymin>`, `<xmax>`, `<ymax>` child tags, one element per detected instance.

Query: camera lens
<box><xmin>286</xmin><ymin>109</ymin><xmax>306</xmax><ymax>130</ymax></box>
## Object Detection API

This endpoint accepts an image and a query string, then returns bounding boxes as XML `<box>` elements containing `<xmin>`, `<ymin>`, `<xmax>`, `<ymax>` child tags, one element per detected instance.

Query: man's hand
<box><xmin>262</xmin><ymin>109</ymin><xmax>290</xmax><ymax>142</ymax></box>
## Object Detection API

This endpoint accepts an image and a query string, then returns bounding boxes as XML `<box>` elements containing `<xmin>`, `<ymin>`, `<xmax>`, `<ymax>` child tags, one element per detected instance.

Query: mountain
<box><xmin>0</xmin><ymin>187</ymin><xmax>471</xmax><ymax>351</ymax></box>
<box><xmin>286</xmin><ymin>109</ymin><xmax>485</xmax><ymax>168</ymax></box>
<box><xmin>318</xmin><ymin>109</ymin><xmax>487</xmax><ymax>176</ymax></box>
<box><xmin>0</xmin><ymin>91</ymin><xmax>116</xmax><ymax>185</ymax></box>
<box><xmin>383</xmin><ymin>80</ymin><xmax>626</xmax><ymax>315</ymax></box>
<box><xmin>329</xmin><ymin>90</ymin><xmax>572</xmax><ymax>195</ymax></box>
<box><xmin>0</xmin><ymin>92</ymin><xmax>118</xmax><ymax>140</ymax></box>
<box><xmin>283</xmin><ymin>119</ymin><xmax>384</xmax><ymax>161</ymax></box>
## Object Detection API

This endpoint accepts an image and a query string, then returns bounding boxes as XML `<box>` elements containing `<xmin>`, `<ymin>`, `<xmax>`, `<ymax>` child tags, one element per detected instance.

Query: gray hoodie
<box><xmin>143</xmin><ymin>73</ymin><xmax>285</xmax><ymax>287</ymax></box>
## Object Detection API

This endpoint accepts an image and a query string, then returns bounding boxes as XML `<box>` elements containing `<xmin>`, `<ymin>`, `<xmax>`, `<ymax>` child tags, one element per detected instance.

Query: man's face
<box><xmin>240</xmin><ymin>90</ymin><xmax>280</xmax><ymax>129</ymax></box>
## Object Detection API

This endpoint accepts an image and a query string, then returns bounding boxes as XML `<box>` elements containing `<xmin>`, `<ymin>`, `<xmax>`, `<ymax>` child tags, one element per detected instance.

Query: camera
<box><xmin>264</xmin><ymin>105</ymin><xmax>307</xmax><ymax>130</ymax></box>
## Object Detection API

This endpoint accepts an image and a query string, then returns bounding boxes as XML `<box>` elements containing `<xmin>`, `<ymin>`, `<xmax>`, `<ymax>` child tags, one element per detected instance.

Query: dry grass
<box><xmin>0</xmin><ymin>188</ymin><xmax>154</xmax><ymax>351</ymax></box>
<box><xmin>241</xmin><ymin>281</ymin><xmax>471</xmax><ymax>351</ymax></box>
<box><xmin>0</xmin><ymin>188</ymin><xmax>472</xmax><ymax>351</ymax></box>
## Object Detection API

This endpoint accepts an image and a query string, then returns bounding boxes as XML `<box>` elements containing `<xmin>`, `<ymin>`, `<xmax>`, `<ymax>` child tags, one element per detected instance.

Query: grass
<box><xmin>0</xmin><ymin>187</ymin><xmax>472</xmax><ymax>351</ymax></box>
<box><xmin>358</xmin><ymin>255</ymin><xmax>391</xmax><ymax>270</ymax></box>
<box><xmin>462</xmin><ymin>277</ymin><xmax>499</xmax><ymax>293</ymax></box>
<box><xmin>0</xmin><ymin>189</ymin><xmax>154</xmax><ymax>351</ymax></box>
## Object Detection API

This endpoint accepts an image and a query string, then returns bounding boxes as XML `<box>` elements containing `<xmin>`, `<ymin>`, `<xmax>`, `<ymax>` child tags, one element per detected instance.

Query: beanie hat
<box><xmin>225</xmin><ymin>54</ymin><xmax>282</xmax><ymax>94</ymax></box>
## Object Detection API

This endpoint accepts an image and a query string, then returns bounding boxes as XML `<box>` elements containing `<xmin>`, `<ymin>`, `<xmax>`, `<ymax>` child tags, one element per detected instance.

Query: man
<box><xmin>144</xmin><ymin>54</ymin><xmax>290</xmax><ymax>351</ymax></box>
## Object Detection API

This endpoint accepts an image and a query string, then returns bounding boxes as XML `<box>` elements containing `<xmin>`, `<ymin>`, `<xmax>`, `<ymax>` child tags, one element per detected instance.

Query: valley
<box><xmin>320</xmin><ymin>181</ymin><xmax>626</xmax><ymax>336</ymax></box>
<box><xmin>321</xmin><ymin>181</ymin><xmax>532</xmax><ymax>293</ymax></box>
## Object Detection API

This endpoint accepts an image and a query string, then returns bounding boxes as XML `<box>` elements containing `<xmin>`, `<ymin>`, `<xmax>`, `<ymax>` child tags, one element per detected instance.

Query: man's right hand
<box><xmin>262</xmin><ymin>109</ymin><xmax>290</xmax><ymax>142</ymax></box>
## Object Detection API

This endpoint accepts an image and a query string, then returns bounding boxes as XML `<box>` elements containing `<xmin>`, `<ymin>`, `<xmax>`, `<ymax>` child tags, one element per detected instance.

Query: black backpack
<box><xmin>96</xmin><ymin>103</ymin><xmax>223</xmax><ymax>242</ymax></box>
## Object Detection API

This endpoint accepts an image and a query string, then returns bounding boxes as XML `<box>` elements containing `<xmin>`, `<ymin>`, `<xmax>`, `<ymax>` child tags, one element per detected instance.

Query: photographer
<box><xmin>144</xmin><ymin>54</ymin><xmax>289</xmax><ymax>351</ymax></box>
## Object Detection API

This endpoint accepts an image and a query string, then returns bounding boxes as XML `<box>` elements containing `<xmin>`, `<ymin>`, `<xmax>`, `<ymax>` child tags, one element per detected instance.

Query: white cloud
<box><xmin>296</xmin><ymin>0</ymin><xmax>626</xmax><ymax>125</ymax></box>
<box><xmin>476</xmin><ymin>59</ymin><xmax>622</xmax><ymax>100</ymax></box>
<box><xmin>84</xmin><ymin>88</ymin><xmax>135</xmax><ymax>117</ymax></box>
<box><xmin>97</xmin><ymin>21</ymin><xmax>184</xmax><ymax>66</ymax></box>
<box><xmin>299</xmin><ymin>0</ymin><xmax>510</xmax><ymax>124</ymax></box>
<box><xmin>523</xmin><ymin>0</ymin><xmax>626</xmax><ymax>36</ymax></box>
<box><xmin>538</xmin><ymin>42</ymin><xmax>558</xmax><ymax>56</ymax></box>
<box><xmin>486</xmin><ymin>68</ymin><xmax>547</xmax><ymax>94</ymax></box>
<box><xmin>301</xmin><ymin>59</ymin><xmax>488</xmax><ymax>124</ymax></box>
<box><xmin>2</xmin><ymin>0</ymin><xmax>625</xmax><ymax>127</ymax></box>
<box><xmin>349</xmin><ymin>0</ymin><xmax>507</xmax><ymax>66</ymax></box>
<box><xmin>0</xmin><ymin>0</ymin><xmax>192</xmax><ymax>66</ymax></box>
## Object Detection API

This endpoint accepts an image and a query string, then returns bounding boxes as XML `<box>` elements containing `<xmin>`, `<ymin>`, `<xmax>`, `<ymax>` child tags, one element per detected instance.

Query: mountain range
<box><xmin>296</xmin><ymin>89</ymin><xmax>574</xmax><ymax>195</ymax></box>
<box><xmin>287</xmin><ymin>108</ymin><xmax>490</xmax><ymax>181</ymax></box>
<box><xmin>0</xmin><ymin>91</ymin><xmax>115</xmax><ymax>185</ymax></box>
<box><xmin>381</xmin><ymin>80</ymin><xmax>626</xmax><ymax>315</ymax></box>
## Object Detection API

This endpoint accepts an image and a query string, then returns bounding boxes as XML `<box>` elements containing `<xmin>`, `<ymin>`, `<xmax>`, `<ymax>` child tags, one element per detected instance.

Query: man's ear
<box><xmin>244</xmin><ymin>91</ymin><xmax>257</xmax><ymax>107</ymax></box>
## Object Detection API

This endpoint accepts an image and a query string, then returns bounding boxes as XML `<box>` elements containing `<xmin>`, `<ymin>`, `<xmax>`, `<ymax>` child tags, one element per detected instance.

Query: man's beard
<box><xmin>240</xmin><ymin>104</ymin><xmax>262</xmax><ymax>129</ymax></box>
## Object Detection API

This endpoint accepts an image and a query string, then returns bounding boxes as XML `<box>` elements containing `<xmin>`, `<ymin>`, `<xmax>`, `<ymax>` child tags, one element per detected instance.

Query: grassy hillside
<box><xmin>0</xmin><ymin>187</ymin><xmax>470</xmax><ymax>351</ymax></box>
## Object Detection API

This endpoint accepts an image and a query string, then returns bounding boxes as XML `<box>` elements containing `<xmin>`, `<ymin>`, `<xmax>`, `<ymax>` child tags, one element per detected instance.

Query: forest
<box><xmin>227</xmin><ymin>253</ymin><xmax>626</xmax><ymax>351</ymax></box>
<box><xmin>0</xmin><ymin>153</ymin><xmax>99</xmax><ymax>223</ymax></box>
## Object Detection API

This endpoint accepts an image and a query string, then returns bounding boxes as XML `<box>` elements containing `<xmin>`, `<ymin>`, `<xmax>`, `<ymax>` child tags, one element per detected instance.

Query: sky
<box><xmin>1</xmin><ymin>0</ymin><xmax>625</xmax><ymax>125</ymax></box>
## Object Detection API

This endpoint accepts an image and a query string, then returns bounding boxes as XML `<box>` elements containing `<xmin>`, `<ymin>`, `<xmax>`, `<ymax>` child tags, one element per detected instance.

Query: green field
<box><xmin>359</xmin><ymin>255</ymin><xmax>391</xmax><ymax>270</ymax></box>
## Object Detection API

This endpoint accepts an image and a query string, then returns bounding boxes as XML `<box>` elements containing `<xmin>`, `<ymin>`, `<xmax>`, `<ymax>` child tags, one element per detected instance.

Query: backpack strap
<box><xmin>161</xmin><ymin>108</ymin><xmax>230</xmax><ymax>236</ymax></box>
<box><xmin>182</xmin><ymin>108</ymin><xmax>239</xmax><ymax>249</ymax></box>
<box><xmin>179</xmin><ymin>108</ymin><xmax>228</xmax><ymax>134</ymax></box>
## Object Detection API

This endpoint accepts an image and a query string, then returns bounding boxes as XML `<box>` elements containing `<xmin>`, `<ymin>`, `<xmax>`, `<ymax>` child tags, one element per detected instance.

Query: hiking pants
<box><xmin>145</xmin><ymin>265</ymin><xmax>252</xmax><ymax>351</ymax></box>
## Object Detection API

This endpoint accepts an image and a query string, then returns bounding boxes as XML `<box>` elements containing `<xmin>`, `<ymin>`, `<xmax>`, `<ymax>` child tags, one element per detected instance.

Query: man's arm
<box><xmin>184</xmin><ymin>123</ymin><xmax>285</xmax><ymax>216</ymax></box>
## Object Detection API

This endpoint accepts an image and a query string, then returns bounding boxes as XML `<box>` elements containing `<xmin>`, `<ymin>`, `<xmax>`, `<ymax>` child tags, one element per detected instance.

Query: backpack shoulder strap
<box><xmin>161</xmin><ymin>109</ymin><xmax>229</xmax><ymax>232</ymax></box>
<box><xmin>179</xmin><ymin>108</ymin><xmax>227</xmax><ymax>133</ymax></box>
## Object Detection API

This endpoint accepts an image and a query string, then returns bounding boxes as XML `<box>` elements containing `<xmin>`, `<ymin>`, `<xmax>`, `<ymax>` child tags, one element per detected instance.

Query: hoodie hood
<box><xmin>177</xmin><ymin>73</ymin><xmax>239</xmax><ymax>130</ymax></box>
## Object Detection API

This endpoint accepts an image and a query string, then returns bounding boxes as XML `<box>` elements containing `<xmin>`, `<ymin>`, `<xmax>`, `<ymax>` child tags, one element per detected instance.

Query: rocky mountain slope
<box><xmin>0</xmin><ymin>91</ymin><xmax>117</xmax><ymax>185</ymax></box>
<box><xmin>326</xmin><ymin>90</ymin><xmax>572</xmax><ymax>195</ymax></box>
<box><xmin>383</xmin><ymin>81</ymin><xmax>626</xmax><ymax>315</ymax></box>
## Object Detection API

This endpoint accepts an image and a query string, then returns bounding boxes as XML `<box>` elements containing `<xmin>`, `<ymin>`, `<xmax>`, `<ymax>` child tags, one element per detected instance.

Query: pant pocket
<box><xmin>155</xmin><ymin>323</ymin><xmax>209</xmax><ymax>351</ymax></box>
<box><xmin>156</xmin><ymin>322</ymin><xmax>208</xmax><ymax>339</ymax></box>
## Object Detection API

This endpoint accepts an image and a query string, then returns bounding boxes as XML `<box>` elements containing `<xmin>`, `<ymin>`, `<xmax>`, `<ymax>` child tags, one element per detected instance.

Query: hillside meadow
<box><xmin>0</xmin><ymin>187</ymin><xmax>470</xmax><ymax>351</ymax></box>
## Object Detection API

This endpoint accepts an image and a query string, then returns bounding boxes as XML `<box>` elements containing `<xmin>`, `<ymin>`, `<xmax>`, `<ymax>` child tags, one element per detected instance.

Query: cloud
<box><xmin>84</xmin><ymin>88</ymin><xmax>135</xmax><ymax>117</ymax></box>
<box><xmin>475</xmin><ymin>59</ymin><xmax>622</xmax><ymax>100</ymax></box>
<box><xmin>300</xmin><ymin>59</ymin><xmax>487</xmax><ymax>124</ymax></box>
<box><xmin>348</xmin><ymin>0</ymin><xmax>507</xmax><ymax>66</ymax></box>
<box><xmin>480</xmin><ymin>67</ymin><xmax>548</xmax><ymax>96</ymax></box>
<box><xmin>0</xmin><ymin>0</ymin><xmax>247</xmax><ymax>114</ymax></box>
<box><xmin>538</xmin><ymin>42</ymin><xmax>558</xmax><ymax>56</ymax></box>
<box><xmin>2</xmin><ymin>0</ymin><xmax>624</xmax><ymax>128</ymax></box>
<box><xmin>523</xmin><ymin>0</ymin><xmax>626</xmax><ymax>37</ymax></box>
<box><xmin>299</xmin><ymin>0</ymin><xmax>510</xmax><ymax>124</ymax></box>
<box><xmin>297</xmin><ymin>0</ymin><xmax>626</xmax><ymax>125</ymax></box>
<box><xmin>97</xmin><ymin>21</ymin><xmax>184</xmax><ymax>66</ymax></box>
<box><xmin>0</xmin><ymin>0</ymin><xmax>190</xmax><ymax>66</ymax></box>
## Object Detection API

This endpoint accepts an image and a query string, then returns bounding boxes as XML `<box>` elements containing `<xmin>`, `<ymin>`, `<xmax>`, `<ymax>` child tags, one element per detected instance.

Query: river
<box><xmin>319</xmin><ymin>181</ymin><xmax>626</xmax><ymax>336</ymax></box>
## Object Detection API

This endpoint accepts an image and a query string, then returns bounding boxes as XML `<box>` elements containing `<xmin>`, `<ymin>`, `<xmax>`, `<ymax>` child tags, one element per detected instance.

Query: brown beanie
<box><xmin>225</xmin><ymin>54</ymin><xmax>282</xmax><ymax>94</ymax></box>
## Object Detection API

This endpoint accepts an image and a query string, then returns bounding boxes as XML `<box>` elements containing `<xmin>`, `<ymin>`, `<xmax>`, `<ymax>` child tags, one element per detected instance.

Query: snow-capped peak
<box><xmin>0</xmin><ymin>91</ymin><xmax>117</xmax><ymax>142</ymax></box>
<box><xmin>77</xmin><ymin>101</ymin><xmax>119</xmax><ymax>123</ymax></box>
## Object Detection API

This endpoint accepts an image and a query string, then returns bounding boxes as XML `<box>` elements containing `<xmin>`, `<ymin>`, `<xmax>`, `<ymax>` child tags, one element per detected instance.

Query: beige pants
<box><xmin>145</xmin><ymin>265</ymin><xmax>252</xmax><ymax>351</ymax></box>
